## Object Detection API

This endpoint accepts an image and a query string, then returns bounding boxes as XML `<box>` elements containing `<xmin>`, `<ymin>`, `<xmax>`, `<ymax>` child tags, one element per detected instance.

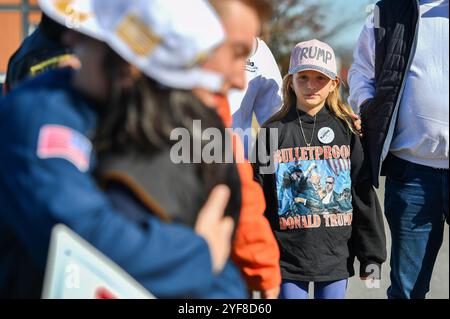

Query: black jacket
<box><xmin>253</xmin><ymin>106</ymin><xmax>386</xmax><ymax>282</ymax></box>
<box><xmin>360</xmin><ymin>0</ymin><xmax>420</xmax><ymax>187</ymax></box>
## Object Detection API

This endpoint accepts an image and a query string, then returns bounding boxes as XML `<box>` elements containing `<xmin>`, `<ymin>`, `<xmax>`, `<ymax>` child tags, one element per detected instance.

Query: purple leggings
<box><xmin>280</xmin><ymin>279</ymin><xmax>348</xmax><ymax>299</ymax></box>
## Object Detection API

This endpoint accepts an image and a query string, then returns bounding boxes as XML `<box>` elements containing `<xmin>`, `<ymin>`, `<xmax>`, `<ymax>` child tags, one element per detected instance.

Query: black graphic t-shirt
<box><xmin>254</xmin><ymin>105</ymin><xmax>386</xmax><ymax>282</ymax></box>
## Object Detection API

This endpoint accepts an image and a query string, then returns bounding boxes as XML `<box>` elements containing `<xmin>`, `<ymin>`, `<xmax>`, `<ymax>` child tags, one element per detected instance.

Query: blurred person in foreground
<box><xmin>0</xmin><ymin>0</ymin><xmax>236</xmax><ymax>299</ymax></box>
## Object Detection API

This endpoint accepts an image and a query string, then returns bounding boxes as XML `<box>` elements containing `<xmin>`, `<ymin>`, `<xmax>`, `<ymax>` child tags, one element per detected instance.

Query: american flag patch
<box><xmin>37</xmin><ymin>125</ymin><xmax>92</xmax><ymax>172</ymax></box>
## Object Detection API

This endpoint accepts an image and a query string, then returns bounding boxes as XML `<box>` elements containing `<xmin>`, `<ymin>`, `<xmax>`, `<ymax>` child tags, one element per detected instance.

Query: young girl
<box><xmin>253</xmin><ymin>39</ymin><xmax>386</xmax><ymax>299</ymax></box>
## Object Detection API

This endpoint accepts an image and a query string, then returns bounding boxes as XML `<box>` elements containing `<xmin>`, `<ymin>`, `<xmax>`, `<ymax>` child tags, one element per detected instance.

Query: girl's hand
<box><xmin>350</xmin><ymin>114</ymin><xmax>363</xmax><ymax>137</ymax></box>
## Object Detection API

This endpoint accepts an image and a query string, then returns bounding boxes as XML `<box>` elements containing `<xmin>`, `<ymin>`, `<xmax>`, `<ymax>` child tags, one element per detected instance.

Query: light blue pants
<box><xmin>280</xmin><ymin>279</ymin><xmax>348</xmax><ymax>299</ymax></box>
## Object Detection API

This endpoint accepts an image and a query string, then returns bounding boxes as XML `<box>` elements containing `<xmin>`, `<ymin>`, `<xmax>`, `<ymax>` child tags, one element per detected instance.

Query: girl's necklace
<box><xmin>296</xmin><ymin>108</ymin><xmax>317</xmax><ymax>147</ymax></box>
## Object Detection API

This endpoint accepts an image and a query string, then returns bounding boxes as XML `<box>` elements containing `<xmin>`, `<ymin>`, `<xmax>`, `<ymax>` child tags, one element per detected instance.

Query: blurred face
<box><xmin>63</xmin><ymin>30</ymin><xmax>110</xmax><ymax>102</ymax></box>
<box><xmin>194</xmin><ymin>0</ymin><xmax>260</xmax><ymax>107</ymax></box>
<box><xmin>291</xmin><ymin>70</ymin><xmax>338</xmax><ymax>112</ymax></box>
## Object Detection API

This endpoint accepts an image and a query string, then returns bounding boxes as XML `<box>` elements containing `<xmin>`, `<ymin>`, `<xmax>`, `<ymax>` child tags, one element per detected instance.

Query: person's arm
<box><xmin>0</xmin><ymin>95</ymin><xmax>230</xmax><ymax>298</ymax></box>
<box><xmin>347</xmin><ymin>14</ymin><xmax>376</xmax><ymax>114</ymax></box>
<box><xmin>348</xmin><ymin>132</ymin><xmax>387</xmax><ymax>280</ymax></box>
<box><xmin>253</xmin><ymin>39</ymin><xmax>283</xmax><ymax>125</ymax></box>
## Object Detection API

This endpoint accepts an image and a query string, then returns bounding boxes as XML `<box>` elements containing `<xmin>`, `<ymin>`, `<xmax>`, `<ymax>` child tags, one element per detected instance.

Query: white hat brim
<box><xmin>38</xmin><ymin>0</ymin><xmax>105</xmax><ymax>41</ymax></box>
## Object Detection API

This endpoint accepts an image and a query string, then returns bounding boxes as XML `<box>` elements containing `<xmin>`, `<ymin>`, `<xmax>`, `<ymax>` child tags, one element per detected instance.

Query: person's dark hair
<box><xmin>95</xmin><ymin>47</ymin><xmax>236</xmax><ymax>198</ymax></box>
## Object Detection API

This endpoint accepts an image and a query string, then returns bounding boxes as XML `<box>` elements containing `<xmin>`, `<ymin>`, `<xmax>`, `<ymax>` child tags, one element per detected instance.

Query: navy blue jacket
<box><xmin>4</xmin><ymin>24</ymin><xmax>70</xmax><ymax>93</ymax></box>
<box><xmin>0</xmin><ymin>69</ymin><xmax>244</xmax><ymax>298</ymax></box>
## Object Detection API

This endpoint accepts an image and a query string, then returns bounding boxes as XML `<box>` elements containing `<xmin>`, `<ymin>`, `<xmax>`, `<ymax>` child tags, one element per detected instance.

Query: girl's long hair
<box><xmin>264</xmin><ymin>74</ymin><xmax>356</xmax><ymax>134</ymax></box>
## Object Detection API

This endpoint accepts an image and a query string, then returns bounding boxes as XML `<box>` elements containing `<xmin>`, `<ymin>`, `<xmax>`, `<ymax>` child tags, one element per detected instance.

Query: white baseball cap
<box><xmin>38</xmin><ymin>0</ymin><xmax>226</xmax><ymax>92</ymax></box>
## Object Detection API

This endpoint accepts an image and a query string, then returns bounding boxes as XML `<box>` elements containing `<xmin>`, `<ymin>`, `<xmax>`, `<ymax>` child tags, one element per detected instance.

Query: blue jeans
<box><xmin>384</xmin><ymin>155</ymin><xmax>448</xmax><ymax>299</ymax></box>
<box><xmin>280</xmin><ymin>279</ymin><xmax>348</xmax><ymax>299</ymax></box>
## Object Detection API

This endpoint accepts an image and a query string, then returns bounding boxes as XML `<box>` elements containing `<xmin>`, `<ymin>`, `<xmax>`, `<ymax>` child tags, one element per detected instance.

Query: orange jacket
<box><xmin>216</xmin><ymin>96</ymin><xmax>281</xmax><ymax>291</ymax></box>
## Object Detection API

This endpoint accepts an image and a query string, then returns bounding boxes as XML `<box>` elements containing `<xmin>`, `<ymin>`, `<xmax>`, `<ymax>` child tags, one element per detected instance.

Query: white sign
<box><xmin>42</xmin><ymin>224</ymin><xmax>155</xmax><ymax>299</ymax></box>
